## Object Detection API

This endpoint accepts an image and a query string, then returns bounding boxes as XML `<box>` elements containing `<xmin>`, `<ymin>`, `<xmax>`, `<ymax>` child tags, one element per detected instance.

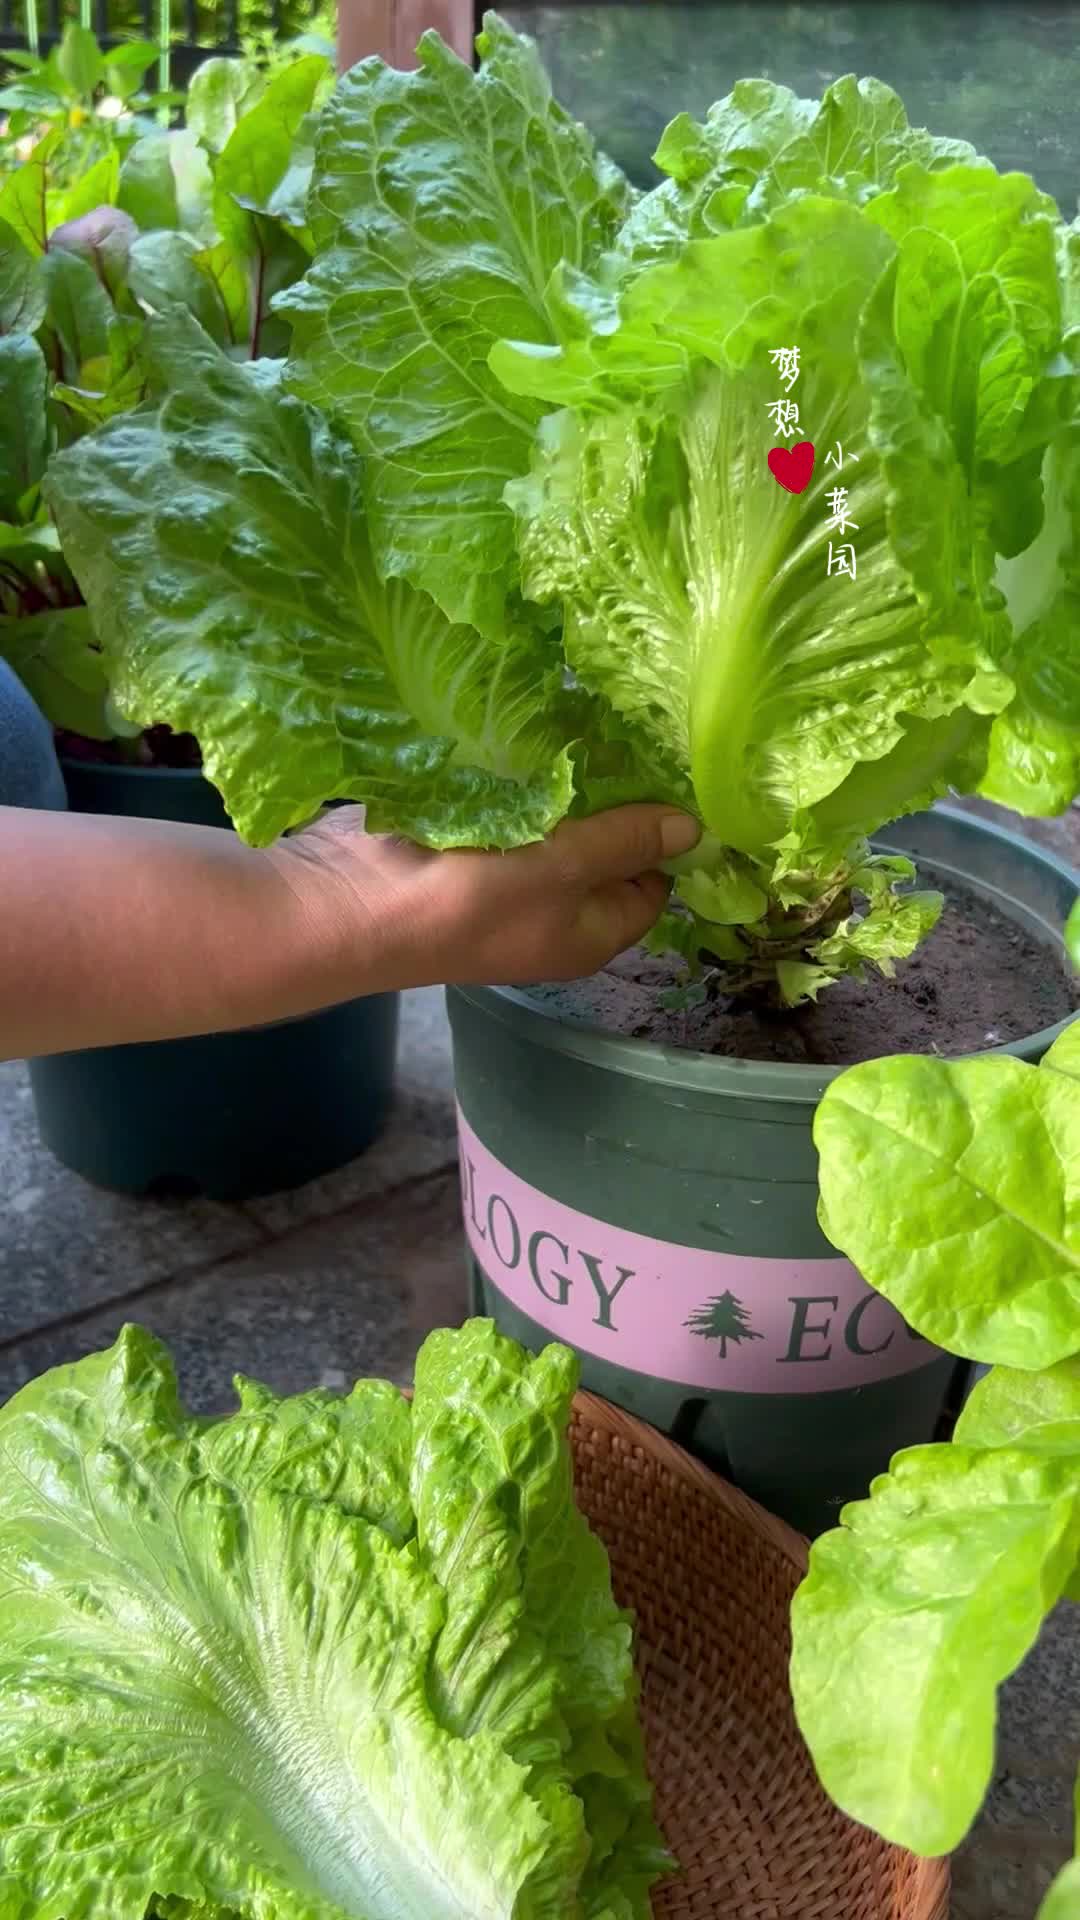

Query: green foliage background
<box><xmin>5</xmin><ymin>0</ymin><xmax>333</xmax><ymax>46</ymax></box>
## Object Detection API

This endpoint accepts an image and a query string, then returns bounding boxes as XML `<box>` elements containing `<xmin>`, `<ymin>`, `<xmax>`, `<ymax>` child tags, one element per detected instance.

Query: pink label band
<box><xmin>457</xmin><ymin>1107</ymin><xmax>942</xmax><ymax>1395</ymax></box>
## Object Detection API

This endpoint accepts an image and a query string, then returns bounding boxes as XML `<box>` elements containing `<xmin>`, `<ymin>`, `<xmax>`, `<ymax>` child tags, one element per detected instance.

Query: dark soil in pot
<box><xmin>528</xmin><ymin>866</ymin><xmax>1079</xmax><ymax>1066</ymax></box>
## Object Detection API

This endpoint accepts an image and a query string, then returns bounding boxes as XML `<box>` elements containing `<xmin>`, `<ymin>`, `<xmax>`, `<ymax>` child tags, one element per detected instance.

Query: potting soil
<box><xmin>527</xmin><ymin>868</ymin><xmax>1079</xmax><ymax>1065</ymax></box>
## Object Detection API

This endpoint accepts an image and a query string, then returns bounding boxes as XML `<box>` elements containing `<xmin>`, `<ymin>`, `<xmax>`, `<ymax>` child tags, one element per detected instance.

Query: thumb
<box><xmin>550</xmin><ymin>806</ymin><xmax>701</xmax><ymax>885</ymax></box>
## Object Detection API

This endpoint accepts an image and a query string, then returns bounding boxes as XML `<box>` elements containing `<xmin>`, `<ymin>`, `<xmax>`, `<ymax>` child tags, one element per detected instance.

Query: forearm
<box><xmin>0</xmin><ymin>809</ymin><xmax>392</xmax><ymax>1060</ymax></box>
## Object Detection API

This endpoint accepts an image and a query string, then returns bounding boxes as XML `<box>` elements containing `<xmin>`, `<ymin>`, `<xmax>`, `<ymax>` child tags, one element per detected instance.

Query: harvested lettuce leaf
<box><xmin>0</xmin><ymin>1320</ymin><xmax>665</xmax><ymax>1919</ymax></box>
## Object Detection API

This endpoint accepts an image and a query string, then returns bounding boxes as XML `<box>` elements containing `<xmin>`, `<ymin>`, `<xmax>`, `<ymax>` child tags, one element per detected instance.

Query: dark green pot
<box><xmin>28</xmin><ymin>760</ymin><xmax>399</xmax><ymax>1201</ymax></box>
<box><xmin>449</xmin><ymin>806</ymin><xmax>1078</xmax><ymax>1537</ymax></box>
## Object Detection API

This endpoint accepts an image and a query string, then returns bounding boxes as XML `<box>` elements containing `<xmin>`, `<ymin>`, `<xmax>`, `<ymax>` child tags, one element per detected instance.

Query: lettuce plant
<box><xmin>0</xmin><ymin>50</ymin><xmax>331</xmax><ymax>742</ymax></box>
<box><xmin>0</xmin><ymin>1317</ymin><xmax>667</xmax><ymax>1919</ymax></box>
<box><xmin>790</xmin><ymin>1018</ymin><xmax>1080</xmax><ymax>1917</ymax></box>
<box><xmin>44</xmin><ymin>16</ymin><xmax>1080</xmax><ymax>1001</ymax></box>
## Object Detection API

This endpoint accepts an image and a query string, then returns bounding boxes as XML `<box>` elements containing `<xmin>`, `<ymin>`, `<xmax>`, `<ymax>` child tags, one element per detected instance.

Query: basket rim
<box><xmin>570</xmin><ymin>1389</ymin><xmax>810</xmax><ymax>1574</ymax></box>
<box><xmin>571</xmin><ymin>1393</ymin><xmax>952</xmax><ymax>1920</ymax></box>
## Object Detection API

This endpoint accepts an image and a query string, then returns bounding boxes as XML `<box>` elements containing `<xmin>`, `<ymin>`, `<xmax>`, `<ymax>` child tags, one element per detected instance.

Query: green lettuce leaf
<box><xmin>0</xmin><ymin>1331</ymin><xmax>550</xmax><ymax>1920</ymax></box>
<box><xmin>616</xmin><ymin>72</ymin><xmax>985</xmax><ymax>267</ymax></box>
<box><xmin>814</xmin><ymin>1039</ymin><xmax>1080</xmax><ymax>1367</ymax></box>
<box><xmin>0</xmin><ymin>1320</ymin><xmax>664</xmax><ymax>1920</ymax></box>
<box><xmin>1068</xmin><ymin>899</ymin><xmax>1080</xmax><ymax>975</ymax></box>
<box><xmin>1046</xmin><ymin>1019</ymin><xmax>1080</xmax><ymax>1079</ymax></box>
<box><xmin>411</xmin><ymin>1323</ymin><xmax>668</xmax><ymax>1920</ymax></box>
<box><xmin>498</xmin><ymin>194</ymin><xmax>980</xmax><ymax>863</ymax></box>
<box><xmin>44</xmin><ymin>310</ymin><xmax>578</xmax><ymax>847</ymax></box>
<box><xmin>984</xmin><ymin>431</ymin><xmax>1080</xmax><ymax>813</ymax></box>
<box><xmin>790</xmin><ymin>1441</ymin><xmax>1080</xmax><ymax>1856</ymax></box>
<box><xmin>279</xmin><ymin>12</ymin><xmax>632</xmax><ymax>638</ymax></box>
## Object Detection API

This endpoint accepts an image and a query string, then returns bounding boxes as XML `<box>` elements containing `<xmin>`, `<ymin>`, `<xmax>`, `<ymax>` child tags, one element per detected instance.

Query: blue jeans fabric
<box><xmin>0</xmin><ymin>660</ymin><xmax>67</xmax><ymax>810</ymax></box>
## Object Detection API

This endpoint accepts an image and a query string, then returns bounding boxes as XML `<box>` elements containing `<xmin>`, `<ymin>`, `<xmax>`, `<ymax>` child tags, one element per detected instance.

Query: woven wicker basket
<box><xmin>569</xmin><ymin>1392</ymin><xmax>950</xmax><ymax>1920</ymax></box>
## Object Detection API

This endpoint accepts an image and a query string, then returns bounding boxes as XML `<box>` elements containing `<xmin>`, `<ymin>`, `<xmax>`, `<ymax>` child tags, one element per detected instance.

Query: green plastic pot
<box><xmin>449</xmin><ymin>805</ymin><xmax>1078</xmax><ymax>1537</ymax></box>
<box><xmin>28</xmin><ymin>760</ymin><xmax>399</xmax><ymax>1201</ymax></box>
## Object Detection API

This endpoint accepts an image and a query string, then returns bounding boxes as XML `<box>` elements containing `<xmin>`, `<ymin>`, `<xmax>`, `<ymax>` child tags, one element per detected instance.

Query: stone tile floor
<box><xmin>1</xmin><ymin>796</ymin><xmax>1078</xmax><ymax>1918</ymax></box>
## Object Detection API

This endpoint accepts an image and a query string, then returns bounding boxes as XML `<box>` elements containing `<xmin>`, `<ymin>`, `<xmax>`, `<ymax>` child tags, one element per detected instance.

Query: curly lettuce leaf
<box><xmin>411</xmin><ymin>1323</ymin><xmax>668</xmax><ymax>1919</ymax></box>
<box><xmin>617</xmin><ymin>72</ymin><xmax>985</xmax><ymax>267</ymax></box>
<box><xmin>790</xmin><ymin>1438</ymin><xmax>1080</xmax><ymax>1856</ymax></box>
<box><xmin>0</xmin><ymin>1330</ymin><xmax>559</xmax><ymax>1920</ymax></box>
<box><xmin>43</xmin><ymin>310</ymin><xmax>577</xmax><ymax>847</ymax></box>
<box><xmin>0</xmin><ymin>1321</ymin><xmax>664</xmax><ymax>1920</ymax></box>
<box><xmin>984</xmin><ymin>431</ymin><xmax>1080</xmax><ymax>813</ymax></box>
<box><xmin>495</xmin><ymin>153</ymin><xmax>1075</xmax><ymax>959</ymax></box>
<box><xmin>499</xmin><ymin>196</ymin><xmax>981</xmax><ymax>864</ymax></box>
<box><xmin>814</xmin><ymin>1039</ymin><xmax>1080</xmax><ymax>1368</ymax></box>
<box><xmin>278</xmin><ymin>13</ymin><xmax>632</xmax><ymax>638</ymax></box>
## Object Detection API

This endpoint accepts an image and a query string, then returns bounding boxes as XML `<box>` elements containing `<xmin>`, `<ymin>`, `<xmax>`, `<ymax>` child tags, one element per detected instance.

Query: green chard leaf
<box><xmin>54</xmin><ymin>21</ymin><xmax>104</xmax><ymax>96</ymax></box>
<box><xmin>127</xmin><ymin>229</ymin><xmax>231</xmax><ymax>346</ymax></box>
<box><xmin>43</xmin><ymin>310</ymin><xmax>578</xmax><ymax>847</ymax></box>
<box><xmin>0</xmin><ymin>128</ymin><xmax>60</xmax><ymax>257</ymax></box>
<box><xmin>0</xmin><ymin>332</ymin><xmax>48</xmax><ymax>518</ymax></box>
<box><xmin>0</xmin><ymin>604</ymin><xmax>110</xmax><ymax>736</ymax></box>
<box><xmin>57</xmin><ymin>149</ymin><xmax>121</xmax><ymax>225</ymax></box>
<box><xmin>0</xmin><ymin>216</ymin><xmax>46</xmax><ymax>335</ymax></box>
<box><xmin>813</xmin><ymin>1038</ymin><xmax>1080</xmax><ymax>1367</ymax></box>
<box><xmin>278</xmin><ymin>12</ymin><xmax>633</xmax><ymax>639</ymax></box>
<box><xmin>196</xmin><ymin>191</ymin><xmax>310</xmax><ymax>357</ymax></box>
<box><xmin>1038</xmin><ymin>1859</ymin><xmax>1080</xmax><ymax>1920</ymax></box>
<box><xmin>213</xmin><ymin>54</ymin><xmax>330</xmax><ymax>226</ymax></box>
<box><xmin>118</xmin><ymin>131</ymin><xmax>215</xmax><ymax>242</ymax></box>
<box><xmin>41</xmin><ymin>247</ymin><xmax>118</xmax><ymax>379</ymax></box>
<box><xmin>185</xmin><ymin>56</ymin><xmax>264</xmax><ymax>155</ymax></box>
<box><xmin>956</xmin><ymin>1356</ymin><xmax>1080</xmax><ymax>1458</ymax></box>
<box><xmin>49</xmin><ymin>205</ymin><xmax>138</xmax><ymax>304</ymax></box>
<box><xmin>790</xmin><ymin>1442</ymin><xmax>1080</xmax><ymax>1856</ymax></box>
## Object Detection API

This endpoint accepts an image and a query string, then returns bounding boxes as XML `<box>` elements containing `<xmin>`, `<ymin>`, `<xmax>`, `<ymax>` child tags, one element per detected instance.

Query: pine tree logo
<box><xmin>684</xmin><ymin>1291</ymin><xmax>764</xmax><ymax>1358</ymax></box>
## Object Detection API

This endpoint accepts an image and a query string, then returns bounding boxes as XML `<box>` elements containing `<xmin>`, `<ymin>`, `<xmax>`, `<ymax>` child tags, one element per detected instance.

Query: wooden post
<box><xmin>336</xmin><ymin>0</ymin><xmax>475</xmax><ymax>74</ymax></box>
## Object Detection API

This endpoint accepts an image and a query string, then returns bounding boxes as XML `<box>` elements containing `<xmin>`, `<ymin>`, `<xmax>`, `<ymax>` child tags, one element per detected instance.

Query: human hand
<box><xmin>269</xmin><ymin>804</ymin><xmax>702</xmax><ymax>991</ymax></box>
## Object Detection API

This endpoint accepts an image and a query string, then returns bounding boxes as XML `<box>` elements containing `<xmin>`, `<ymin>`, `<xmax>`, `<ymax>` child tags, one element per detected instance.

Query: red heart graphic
<box><xmin>768</xmin><ymin>440</ymin><xmax>815</xmax><ymax>495</ymax></box>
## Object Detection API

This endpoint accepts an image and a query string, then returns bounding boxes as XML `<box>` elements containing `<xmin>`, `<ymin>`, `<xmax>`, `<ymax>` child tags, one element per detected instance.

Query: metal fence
<box><xmin>0</xmin><ymin>0</ymin><xmax>327</xmax><ymax>74</ymax></box>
